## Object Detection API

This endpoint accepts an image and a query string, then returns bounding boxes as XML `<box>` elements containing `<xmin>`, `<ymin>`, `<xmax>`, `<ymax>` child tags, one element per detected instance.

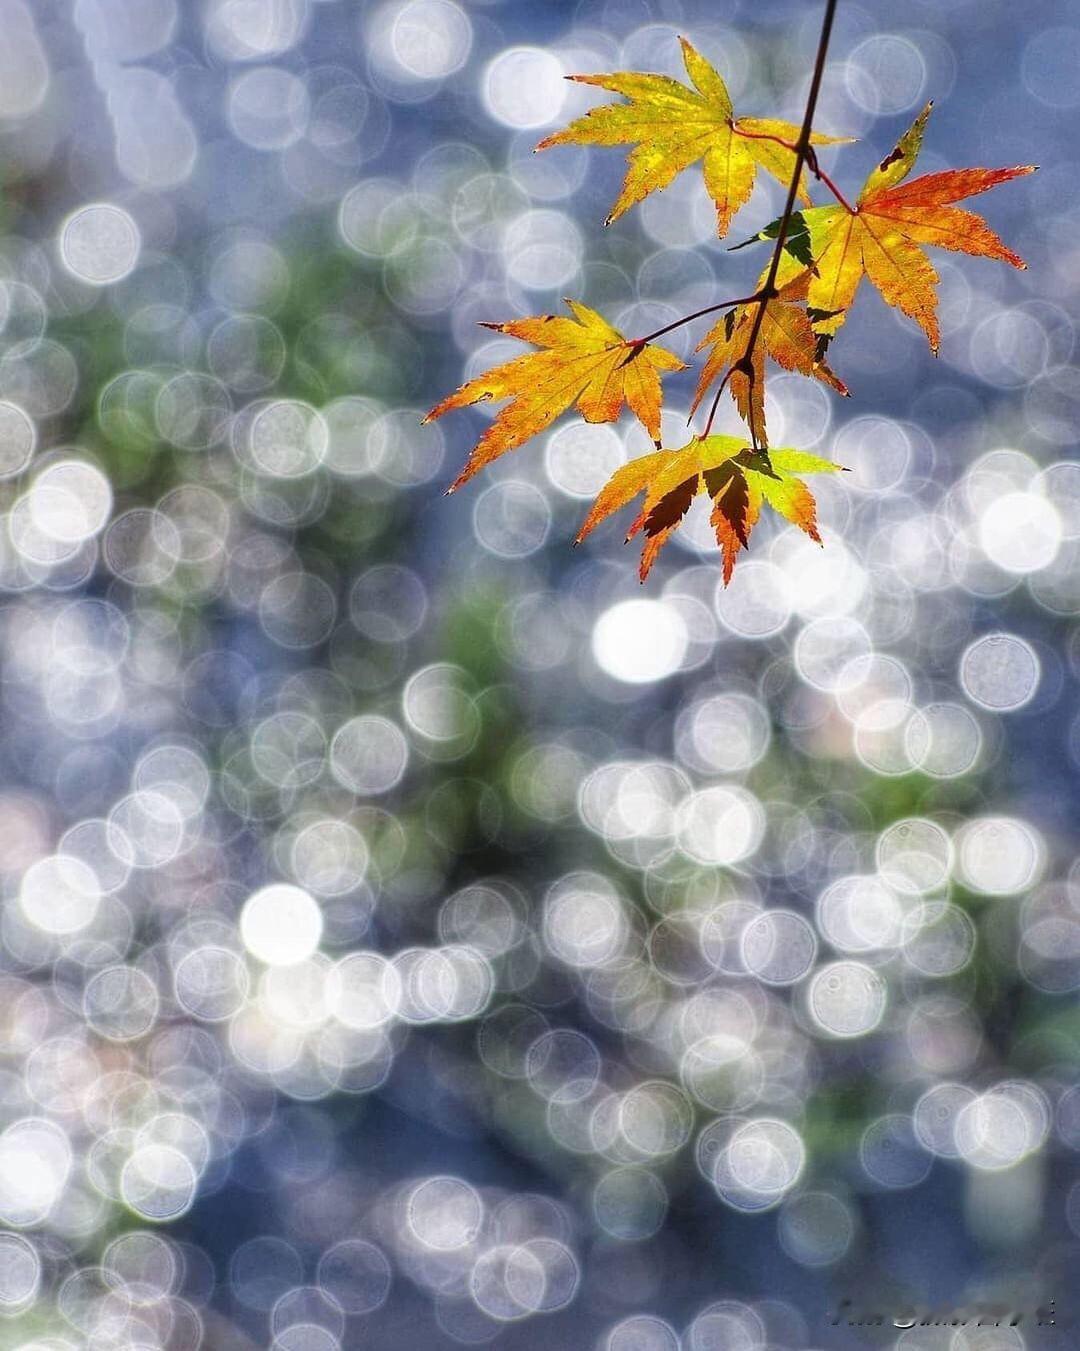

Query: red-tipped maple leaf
<box><xmin>737</xmin><ymin>102</ymin><xmax>1036</xmax><ymax>352</ymax></box>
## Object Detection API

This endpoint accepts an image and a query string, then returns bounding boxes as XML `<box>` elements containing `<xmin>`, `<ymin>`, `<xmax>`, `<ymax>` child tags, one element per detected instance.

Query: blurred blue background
<box><xmin>0</xmin><ymin>0</ymin><xmax>1077</xmax><ymax>1347</ymax></box>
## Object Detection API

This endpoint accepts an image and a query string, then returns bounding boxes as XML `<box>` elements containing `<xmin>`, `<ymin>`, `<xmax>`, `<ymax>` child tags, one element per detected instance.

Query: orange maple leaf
<box><xmin>536</xmin><ymin>36</ymin><xmax>850</xmax><ymax>237</ymax></box>
<box><xmin>738</xmin><ymin>102</ymin><xmax>1036</xmax><ymax>352</ymax></box>
<box><xmin>423</xmin><ymin>300</ymin><xmax>684</xmax><ymax>493</ymax></box>
<box><xmin>691</xmin><ymin>274</ymin><xmax>849</xmax><ymax>446</ymax></box>
<box><xmin>576</xmin><ymin>436</ymin><xmax>843</xmax><ymax>583</ymax></box>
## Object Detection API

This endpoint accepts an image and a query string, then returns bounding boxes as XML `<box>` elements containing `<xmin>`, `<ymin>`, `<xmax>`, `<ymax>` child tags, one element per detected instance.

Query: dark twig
<box><xmin>701</xmin><ymin>0</ymin><xmax>840</xmax><ymax>445</ymax></box>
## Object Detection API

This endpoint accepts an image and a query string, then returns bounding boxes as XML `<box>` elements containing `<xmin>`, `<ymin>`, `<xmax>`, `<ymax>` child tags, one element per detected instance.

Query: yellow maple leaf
<box><xmin>691</xmin><ymin>274</ymin><xmax>849</xmax><ymax>445</ymax></box>
<box><xmin>739</xmin><ymin>102</ymin><xmax>1036</xmax><ymax>352</ymax></box>
<box><xmin>576</xmin><ymin>436</ymin><xmax>844</xmax><ymax>583</ymax></box>
<box><xmin>536</xmin><ymin>36</ymin><xmax>850</xmax><ymax>237</ymax></box>
<box><xmin>423</xmin><ymin>300</ymin><xmax>684</xmax><ymax>493</ymax></box>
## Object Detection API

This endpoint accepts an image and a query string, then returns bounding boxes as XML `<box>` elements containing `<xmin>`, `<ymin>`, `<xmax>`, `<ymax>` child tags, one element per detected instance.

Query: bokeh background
<box><xmin>0</xmin><ymin>0</ymin><xmax>1078</xmax><ymax>1347</ymax></box>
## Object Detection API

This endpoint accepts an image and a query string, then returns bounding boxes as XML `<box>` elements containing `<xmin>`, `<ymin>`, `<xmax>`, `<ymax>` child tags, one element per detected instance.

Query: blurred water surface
<box><xmin>0</xmin><ymin>0</ymin><xmax>1077</xmax><ymax>1347</ymax></box>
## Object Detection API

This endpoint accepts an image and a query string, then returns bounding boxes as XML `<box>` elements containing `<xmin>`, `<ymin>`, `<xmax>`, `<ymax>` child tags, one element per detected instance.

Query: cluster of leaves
<box><xmin>425</xmin><ymin>37</ymin><xmax>1034</xmax><ymax>583</ymax></box>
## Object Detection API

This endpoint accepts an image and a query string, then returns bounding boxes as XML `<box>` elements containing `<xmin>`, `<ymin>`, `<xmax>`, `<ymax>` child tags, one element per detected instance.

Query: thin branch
<box><xmin>702</xmin><ymin>0</ymin><xmax>841</xmax><ymax>444</ymax></box>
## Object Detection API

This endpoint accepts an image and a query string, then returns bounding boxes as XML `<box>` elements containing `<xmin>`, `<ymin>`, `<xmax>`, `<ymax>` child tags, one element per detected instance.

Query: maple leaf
<box><xmin>690</xmin><ymin>274</ymin><xmax>849</xmax><ymax>445</ymax></box>
<box><xmin>736</xmin><ymin>102</ymin><xmax>1036</xmax><ymax>352</ymax></box>
<box><xmin>535</xmin><ymin>36</ymin><xmax>850</xmax><ymax>238</ymax></box>
<box><xmin>576</xmin><ymin>436</ymin><xmax>843</xmax><ymax>583</ymax></box>
<box><xmin>423</xmin><ymin>300</ymin><xmax>684</xmax><ymax>493</ymax></box>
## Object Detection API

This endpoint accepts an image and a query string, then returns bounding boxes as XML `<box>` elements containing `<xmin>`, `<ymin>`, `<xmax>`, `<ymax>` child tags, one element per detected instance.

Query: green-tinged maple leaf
<box><xmin>691</xmin><ymin>274</ymin><xmax>849</xmax><ymax>446</ymax></box>
<box><xmin>576</xmin><ymin>436</ymin><xmax>844</xmax><ymax>583</ymax></box>
<box><xmin>536</xmin><ymin>36</ymin><xmax>850</xmax><ymax>237</ymax></box>
<box><xmin>423</xmin><ymin>300</ymin><xmax>684</xmax><ymax>493</ymax></box>
<box><xmin>734</xmin><ymin>102</ymin><xmax>1036</xmax><ymax>352</ymax></box>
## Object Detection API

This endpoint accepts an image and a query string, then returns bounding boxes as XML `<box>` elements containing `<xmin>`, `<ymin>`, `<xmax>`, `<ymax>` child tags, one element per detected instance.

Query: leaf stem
<box><xmin>805</xmin><ymin>145</ymin><xmax>857</xmax><ymax>214</ymax></box>
<box><xmin>632</xmin><ymin>293</ymin><xmax>764</xmax><ymax>346</ymax></box>
<box><xmin>702</xmin><ymin>0</ymin><xmax>841</xmax><ymax>444</ymax></box>
<box><xmin>733</xmin><ymin>127</ymin><xmax>857</xmax><ymax>214</ymax></box>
